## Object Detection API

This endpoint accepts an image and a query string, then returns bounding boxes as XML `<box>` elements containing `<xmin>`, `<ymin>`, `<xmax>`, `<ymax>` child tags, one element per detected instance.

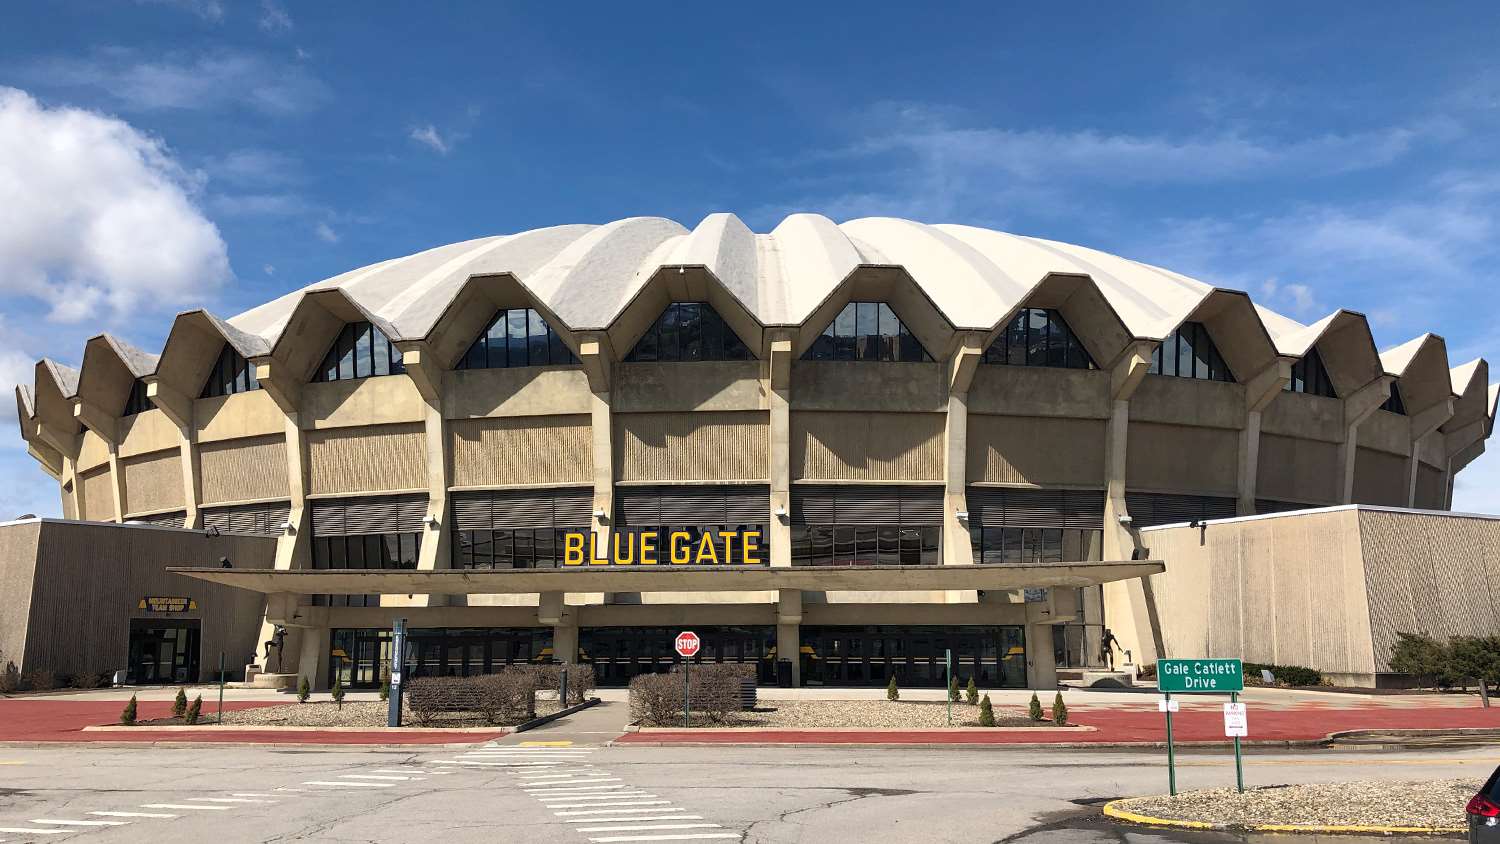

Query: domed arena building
<box><xmin>10</xmin><ymin>214</ymin><xmax>1500</xmax><ymax>690</ymax></box>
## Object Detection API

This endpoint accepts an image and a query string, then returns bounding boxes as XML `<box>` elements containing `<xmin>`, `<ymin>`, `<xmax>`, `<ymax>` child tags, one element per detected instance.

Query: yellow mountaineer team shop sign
<box><xmin>562</xmin><ymin>530</ymin><xmax>765</xmax><ymax>566</ymax></box>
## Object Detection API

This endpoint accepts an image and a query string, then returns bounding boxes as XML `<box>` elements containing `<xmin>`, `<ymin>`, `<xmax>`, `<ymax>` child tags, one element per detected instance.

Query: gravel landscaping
<box><xmin>641</xmin><ymin>699</ymin><xmax>1059</xmax><ymax>728</ymax></box>
<box><xmin>140</xmin><ymin>700</ymin><xmax>562</xmax><ymax>728</ymax></box>
<box><xmin>1112</xmin><ymin>779</ymin><xmax>1480</xmax><ymax>831</ymax></box>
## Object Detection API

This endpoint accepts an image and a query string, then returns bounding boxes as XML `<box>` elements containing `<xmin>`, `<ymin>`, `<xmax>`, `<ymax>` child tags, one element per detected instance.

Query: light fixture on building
<box><xmin>279</xmin><ymin>520</ymin><xmax>296</xmax><ymax>535</ymax></box>
<box><xmin>423</xmin><ymin>515</ymin><xmax>440</xmax><ymax>528</ymax></box>
<box><xmin>773</xmin><ymin>506</ymin><xmax>788</xmax><ymax>519</ymax></box>
<box><xmin>954</xmin><ymin>509</ymin><xmax>969</xmax><ymax>521</ymax></box>
<box><xmin>593</xmin><ymin>508</ymin><xmax>607</xmax><ymax>520</ymax></box>
<box><xmin>1116</xmin><ymin>514</ymin><xmax>1133</xmax><ymax>526</ymax></box>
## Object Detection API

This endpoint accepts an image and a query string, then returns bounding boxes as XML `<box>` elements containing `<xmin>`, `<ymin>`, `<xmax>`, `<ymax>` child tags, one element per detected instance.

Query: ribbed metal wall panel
<box><xmin>790</xmin><ymin>485</ymin><xmax>944</xmax><ymax>525</ymax></box>
<box><xmin>201</xmin><ymin>501</ymin><xmax>291</xmax><ymax>536</ymax></box>
<box><xmin>1126</xmin><ymin>492</ymin><xmax>1237</xmax><ymax>527</ymax></box>
<box><xmin>130</xmin><ymin>510</ymin><xmax>186</xmax><ymax>529</ymax></box>
<box><xmin>965</xmin><ymin>487</ymin><xmax>1105</xmax><ymax>529</ymax></box>
<box><xmin>310</xmin><ymin>494</ymin><xmax>426</xmax><ymax>536</ymax></box>
<box><xmin>451</xmin><ymin>487</ymin><xmax>596</xmax><ymax>531</ymax></box>
<box><xmin>614</xmin><ymin>485</ymin><xmax>770</xmax><ymax>526</ymax></box>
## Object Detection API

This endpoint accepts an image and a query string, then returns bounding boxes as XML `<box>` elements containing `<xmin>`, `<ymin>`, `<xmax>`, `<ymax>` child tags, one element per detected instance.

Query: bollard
<box><xmin>560</xmin><ymin>665</ymin><xmax>569</xmax><ymax>708</ymax></box>
<box><xmin>1481</xmin><ymin>678</ymin><xmax>1491</xmax><ymax>709</ymax></box>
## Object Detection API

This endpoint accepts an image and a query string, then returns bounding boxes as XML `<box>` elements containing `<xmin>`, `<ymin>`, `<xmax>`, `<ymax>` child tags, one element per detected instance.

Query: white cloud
<box><xmin>409</xmin><ymin>123</ymin><xmax>451</xmax><ymax>154</ymax></box>
<box><xmin>263</xmin><ymin>263</ymin><xmax>276</xmax><ymax>276</ymax></box>
<box><xmin>136</xmin><ymin>0</ymin><xmax>224</xmax><ymax>22</ymax></box>
<box><xmin>0</xmin><ymin>87</ymin><xmax>232</xmax><ymax>323</ymax></box>
<box><xmin>314</xmin><ymin>222</ymin><xmax>339</xmax><ymax>243</ymax></box>
<box><xmin>32</xmin><ymin>48</ymin><xmax>329</xmax><ymax>116</ymax></box>
<box><xmin>259</xmin><ymin>0</ymin><xmax>293</xmax><ymax>32</ymax></box>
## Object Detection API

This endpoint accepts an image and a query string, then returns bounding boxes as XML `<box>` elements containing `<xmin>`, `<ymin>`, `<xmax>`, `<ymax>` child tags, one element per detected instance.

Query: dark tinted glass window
<box><xmin>200</xmin><ymin>344</ymin><xmax>261</xmax><ymax>398</ymax></box>
<box><xmin>626</xmin><ymin>302</ymin><xmax>753</xmax><ymax>362</ymax></box>
<box><xmin>802</xmin><ymin>301</ymin><xmax>931</xmax><ymax>362</ymax></box>
<box><xmin>1380</xmin><ymin>381</ymin><xmax>1407</xmax><ymax>415</ymax></box>
<box><xmin>982</xmin><ymin>308</ymin><xmax>1096</xmax><ymax>369</ymax></box>
<box><xmin>456</xmin><ymin>308</ymin><xmax>576</xmax><ymax>370</ymax></box>
<box><xmin>1286</xmin><ymin>346</ymin><xmax>1337</xmax><ymax>397</ymax></box>
<box><xmin>1148</xmin><ymin>321</ymin><xmax>1234</xmax><ymax>382</ymax></box>
<box><xmin>314</xmin><ymin>322</ymin><xmax>406</xmax><ymax>383</ymax></box>
<box><xmin>122</xmin><ymin>380</ymin><xmax>153</xmax><ymax>416</ymax></box>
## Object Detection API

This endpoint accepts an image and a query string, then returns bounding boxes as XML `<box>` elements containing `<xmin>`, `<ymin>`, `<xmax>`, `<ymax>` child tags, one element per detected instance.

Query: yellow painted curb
<box><xmin>1102</xmin><ymin>799</ymin><xmax>1464</xmax><ymax>835</ymax></box>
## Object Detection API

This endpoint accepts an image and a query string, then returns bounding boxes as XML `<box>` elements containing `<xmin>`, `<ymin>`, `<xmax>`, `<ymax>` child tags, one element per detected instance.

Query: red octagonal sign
<box><xmin>675</xmin><ymin>630</ymin><xmax>701</xmax><ymax>658</ymax></box>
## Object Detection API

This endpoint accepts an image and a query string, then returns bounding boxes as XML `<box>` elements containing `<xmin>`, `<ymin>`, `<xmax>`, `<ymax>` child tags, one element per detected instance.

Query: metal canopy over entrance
<box><xmin>168</xmin><ymin>560</ymin><xmax>1164</xmax><ymax>595</ymax></box>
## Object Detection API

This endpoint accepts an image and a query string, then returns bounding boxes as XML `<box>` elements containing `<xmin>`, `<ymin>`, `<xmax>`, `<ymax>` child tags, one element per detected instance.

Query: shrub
<box><xmin>297</xmin><ymin>676</ymin><xmax>310</xmax><ymax>703</ymax></box>
<box><xmin>185</xmin><ymin>695</ymin><xmax>202</xmax><ymax>725</ymax></box>
<box><xmin>379</xmin><ymin>676</ymin><xmax>390</xmax><ymax>702</ymax></box>
<box><xmin>1028</xmin><ymin>692</ymin><xmax>1043</xmax><ymax>722</ymax></box>
<box><xmin>331</xmin><ymin>673</ymin><xmax>345</xmax><ymax>710</ymax></box>
<box><xmin>978</xmin><ymin>694</ymin><xmax>995</xmax><ymax>727</ymax></box>
<box><xmin>527</xmin><ymin>664</ymin><xmax>598</xmax><ymax>706</ymax></box>
<box><xmin>22</xmin><ymin>669</ymin><xmax>57</xmax><ymax>692</ymax></box>
<box><xmin>121</xmin><ymin>695</ymin><xmax>137</xmax><ymax>726</ymax></box>
<box><xmin>1447</xmin><ymin>636</ymin><xmax>1500</xmax><ymax>687</ymax></box>
<box><xmin>965</xmin><ymin>677</ymin><xmax>978</xmax><ymax>706</ymax></box>
<box><xmin>1391</xmin><ymin>632</ymin><xmax>1458</xmax><ymax>688</ymax></box>
<box><xmin>629</xmin><ymin>665</ymin><xmax>747</xmax><ymax>726</ymax></box>
<box><xmin>948</xmin><ymin>674</ymin><xmax>960</xmax><ymax>703</ymax></box>
<box><xmin>405</xmin><ymin>671</ymin><xmax>538</xmax><ymax>727</ymax></box>
<box><xmin>886</xmin><ymin>675</ymin><xmax>899</xmax><ymax>702</ymax></box>
<box><xmin>1052</xmin><ymin>691</ymin><xmax>1068</xmax><ymax>726</ymax></box>
<box><xmin>0</xmin><ymin>661</ymin><xmax>19</xmax><ymax>693</ymax></box>
<box><xmin>70</xmin><ymin>671</ymin><xmax>106</xmax><ymax>690</ymax></box>
<box><xmin>1242</xmin><ymin>662</ymin><xmax>1325</xmax><ymax>688</ymax></box>
<box><xmin>172</xmin><ymin>687</ymin><xmax>188</xmax><ymax>718</ymax></box>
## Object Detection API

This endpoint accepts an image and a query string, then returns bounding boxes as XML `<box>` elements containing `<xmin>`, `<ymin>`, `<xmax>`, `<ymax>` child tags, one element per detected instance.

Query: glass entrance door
<box><xmin>127</xmin><ymin>619</ymin><xmax>201</xmax><ymax>684</ymax></box>
<box><xmin>799</xmin><ymin>626</ymin><xmax>1026</xmax><ymax>688</ymax></box>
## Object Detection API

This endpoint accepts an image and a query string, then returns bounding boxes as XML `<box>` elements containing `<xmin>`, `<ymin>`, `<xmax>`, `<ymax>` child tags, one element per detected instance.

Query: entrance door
<box><xmin>127</xmin><ymin>620</ymin><xmax>201</xmax><ymax>684</ymax></box>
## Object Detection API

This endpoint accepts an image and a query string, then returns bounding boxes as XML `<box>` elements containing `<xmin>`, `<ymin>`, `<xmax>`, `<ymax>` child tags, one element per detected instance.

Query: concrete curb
<box><xmin>622</xmin><ymin>724</ymin><xmax>1097</xmax><ymax>733</ymax></box>
<box><xmin>1101</xmin><ymin>798</ymin><xmax>1465</xmax><ymax>835</ymax></box>
<box><xmin>82</xmin><ymin>724</ymin><xmax>515</xmax><ymax>734</ymax></box>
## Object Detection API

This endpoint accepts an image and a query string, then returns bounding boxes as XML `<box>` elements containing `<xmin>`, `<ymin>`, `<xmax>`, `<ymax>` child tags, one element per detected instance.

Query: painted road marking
<box><xmin>301</xmin><ymin>781</ymin><xmax>395</xmax><ymax>788</ymax></box>
<box><xmin>230</xmin><ymin>793</ymin><xmax>274</xmax><ymax>797</ymax></box>
<box><xmin>190</xmin><ymin>797</ymin><xmax>277</xmax><ymax>804</ymax></box>
<box><xmin>586</xmin><ymin>835</ymin><xmax>739</xmax><ymax>843</ymax></box>
<box><xmin>432</xmin><ymin>760</ymin><xmax>561</xmax><ymax>767</ymax></box>
<box><xmin>517</xmin><ymin>769</ymin><xmax>597</xmax><ymax>777</ymax></box>
<box><xmin>550</xmin><ymin>800</ymin><xmax>669</xmax><ymax>810</ymax></box>
<box><xmin>90</xmin><ymin>812</ymin><xmax>177</xmax><ymax>819</ymax></box>
<box><xmin>141</xmin><ymin>804</ymin><xmax>232</xmax><ymax>811</ymax></box>
<box><xmin>567</xmin><ymin>817</ymin><xmax>704</xmax><ymax>824</ymax></box>
<box><xmin>555</xmin><ymin>807</ymin><xmax>695</xmax><ymax>817</ymax></box>
<box><xmin>519</xmin><ymin>740</ymin><xmax>574</xmax><ymax>746</ymax></box>
<box><xmin>527</xmin><ymin>785</ymin><xmax>630</xmax><ymax>793</ymax></box>
<box><xmin>371</xmin><ymin>769</ymin><xmax>445</xmax><ymax>775</ymax></box>
<box><xmin>33</xmin><ymin>819</ymin><xmax>128</xmax><ymax>826</ymax></box>
<box><xmin>579</xmin><ymin>825</ymin><xmax>722</xmax><ymax>834</ymax></box>
<box><xmin>342</xmin><ymin>774</ymin><xmax>423</xmax><ymax>781</ymax></box>
<box><xmin>0</xmin><ymin>827</ymin><xmax>66</xmax><ymax>834</ymax></box>
<box><xmin>524</xmin><ymin>779</ymin><xmax>623</xmax><ymax>788</ymax></box>
<box><xmin>538</xmin><ymin>792</ymin><xmax>653</xmax><ymax>801</ymax></box>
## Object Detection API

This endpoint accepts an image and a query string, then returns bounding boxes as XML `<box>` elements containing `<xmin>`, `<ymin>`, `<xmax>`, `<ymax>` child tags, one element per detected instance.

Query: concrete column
<box><xmin>254</xmin><ymin>411</ymin><xmax>311</xmax><ymax>673</ymax></box>
<box><xmin>552</xmin><ymin>621</ymin><xmax>579</xmax><ymax>665</ymax></box>
<box><xmin>1236</xmin><ymin>360</ymin><xmax>1290</xmax><ymax>515</ymax></box>
<box><xmin>1024</xmin><ymin>621</ymin><xmax>1057</xmax><ymax>690</ymax></box>
<box><xmin>61</xmin><ymin>455</ymin><xmax>82</xmax><ymax>519</ymax></box>
<box><xmin>539</xmin><ymin>590</ymin><xmax>578</xmax><ymax>663</ymax></box>
<box><xmin>397</xmin><ymin>384</ymin><xmax>450</xmax><ymax>608</ymax></box>
<box><xmin>776</xmin><ymin>588</ymin><xmax>802</xmax><ymax>687</ymax></box>
<box><xmin>1405</xmin><ymin>400</ymin><xmax>1453</xmax><ymax>506</ymax></box>
<box><xmin>295</xmin><ymin>626</ymin><xmax>330</xmax><ymax>691</ymax></box>
<box><xmin>767</xmin><ymin>336</ymin><xmax>793</xmax><ymax>567</ymax></box>
<box><xmin>1338</xmin><ymin>376</ymin><xmax>1395</xmax><ymax>503</ymax></box>
<box><xmin>105</xmin><ymin>444</ymin><xmax>125</xmax><ymax>522</ymax></box>
<box><xmin>1100</xmin><ymin>342</ymin><xmax>1152</xmax><ymax>670</ymax></box>
<box><xmin>179</xmin><ymin>432</ymin><xmax>202</xmax><ymax>529</ymax></box>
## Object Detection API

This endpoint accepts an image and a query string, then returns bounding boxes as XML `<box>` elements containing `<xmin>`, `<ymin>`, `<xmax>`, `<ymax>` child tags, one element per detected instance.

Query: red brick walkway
<box><xmin>616</xmin><ymin>703</ymin><xmax>1500</xmax><ymax>746</ymax></box>
<box><xmin>0</xmin><ymin>699</ymin><xmax>506</xmax><ymax>745</ymax></box>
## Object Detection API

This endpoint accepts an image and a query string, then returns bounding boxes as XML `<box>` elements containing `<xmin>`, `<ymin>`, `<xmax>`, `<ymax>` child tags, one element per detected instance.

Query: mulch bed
<box><xmin>1112</xmin><ymin>779</ymin><xmax>1479</xmax><ymax>830</ymax></box>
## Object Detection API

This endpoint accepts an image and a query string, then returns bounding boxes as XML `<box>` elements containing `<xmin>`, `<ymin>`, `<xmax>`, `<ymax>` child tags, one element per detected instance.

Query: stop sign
<box><xmin>675</xmin><ymin>630</ymin><xmax>701</xmax><ymax>658</ymax></box>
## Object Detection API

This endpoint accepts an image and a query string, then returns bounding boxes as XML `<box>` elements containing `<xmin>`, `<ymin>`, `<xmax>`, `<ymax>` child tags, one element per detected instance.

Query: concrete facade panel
<box><xmin>303</xmin><ymin>377</ymin><xmax>426</xmax><ymax>429</ymax></box>
<box><xmin>967</xmin><ymin>414</ymin><xmax>1106</xmax><ymax>486</ymax></box>
<box><xmin>450</xmin><ymin>415</ymin><xmax>592</xmax><ymax>487</ymax></box>
<box><xmin>117</xmin><ymin>409</ymin><xmax>181</xmax><ymax>459</ymax></box>
<box><xmin>0</xmin><ymin>522</ymin><xmax>41</xmax><ymax>675</ymax></box>
<box><xmin>1257</xmin><ymin>434</ymin><xmax>1340</xmax><ymax>504</ymax></box>
<box><xmin>1127</xmin><ymin>422</ymin><xmax>1239</xmax><ymax>496</ymax></box>
<box><xmin>79</xmin><ymin>466</ymin><xmax>114</xmax><ymax>522</ymax></box>
<box><xmin>1356</xmin><ymin>409</ymin><xmax>1411</xmax><ymax>456</ymax></box>
<box><xmin>78</xmin><ymin>430</ymin><xmax>111</xmax><ymax>474</ymax></box>
<box><xmin>122</xmin><ymin>449</ymin><xmax>185</xmax><ymax>516</ymax></box>
<box><xmin>1261</xmin><ymin>391</ymin><xmax>1344</xmax><ymax>443</ymax></box>
<box><xmin>612</xmin><ymin>362</ymin><xmax>767</xmax><ymax>413</ymax></box>
<box><xmin>194</xmin><ymin>390</ymin><xmax>286</xmax><ymax>443</ymax></box>
<box><xmin>967</xmin><ymin>367</ymin><xmax>1111</xmax><ymax>419</ymax></box>
<box><xmin>791</xmin><ymin>411</ymin><xmax>945</xmax><ymax>481</ymax></box>
<box><xmin>1129</xmin><ymin>377</ymin><xmax>1246</xmax><ymax>429</ymax></box>
<box><xmin>615</xmin><ymin>411</ymin><xmax>769</xmax><ymax>482</ymax></box>
<box><xmin>1352</xmin><ymin>447</ymin><xmax>1408</xmax><ymax>506</ymax></box>
<box><xmin>790</xmin><ymin>362</ymin><xmax>947</xmax><ymax>413</ymax></box>
<box><xmin>1415</xmin><ymin>464</ymin><xmax>1448</xmax><ymax>510</ymax></box>
<box><xmin>307</xmin><ymin>423</ymin><xmax>426</xmax><ymax>495</ymax></box>
<box><xmin>199</xmin><ymin>435</ymin><xmax>290</xmax><ymax>505</ymax></box>
<box><xmin>444</xmin><ymin>368</ymin><xmax>591</xmax><ymax>419</ymax></box>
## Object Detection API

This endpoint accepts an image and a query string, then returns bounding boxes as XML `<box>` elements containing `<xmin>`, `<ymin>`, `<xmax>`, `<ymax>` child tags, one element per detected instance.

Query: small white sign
<box><xmin>1157</xmin><ymin>698</ymin><xmax>1180</xmax><ymax>713</ymax></box>
<box><xmin>390</xmin><ymin>672</ymin><xmax>402</xmax><ymax>684</ymax></box>
<box><xmin>1223</xmin><ymin>702</ymin><xmax>1248</xmax><ymax>737</ymax></box>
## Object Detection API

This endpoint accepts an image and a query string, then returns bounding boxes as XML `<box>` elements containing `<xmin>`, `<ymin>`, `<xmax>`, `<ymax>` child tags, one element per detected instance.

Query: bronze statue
<box><xmin>262</xmin><ymin>625</ymin><xmax>287</xmax><ymax>673</ymax></box>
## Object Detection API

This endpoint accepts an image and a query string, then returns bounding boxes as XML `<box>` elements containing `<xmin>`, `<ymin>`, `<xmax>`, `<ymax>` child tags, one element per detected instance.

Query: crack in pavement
<box><xmin>741</xmin><ymin>786</ymin><xmax>920</xmax><ymax>844</ymax></box>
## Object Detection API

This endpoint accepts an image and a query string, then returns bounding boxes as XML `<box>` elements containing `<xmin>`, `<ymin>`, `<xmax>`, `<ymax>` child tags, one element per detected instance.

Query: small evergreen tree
<box><xmin>1052</xmin><ymin>691</ymin><xmax>1068</xmax><ymax>726</ymax></box>
<box><xmin>978</xmin><ymin>693</ymin><xmax>995</xmax><ymax>727</ymax></box>
<box><xmin>332</xmin><ymin>672</ymin><xmax>346</xmax><ymax>711</ymax></box>
<box><xmin>297</xmin><ymin>676</ymin><xmax>310</xmax><ymax>703</ymax></box>
<box><xmin>185</xmin><ymin>695</ymin><xmax>202</xmax><ymax>725</ymax></box>
<box><xmin>965</xmin><ymin>677</ymin><xmax>978</xmax><ymax>706</ymax></box>
<box><xmin>886</xmin><ymin>674</ymin><xmax>899</xmax><ymax>701</ymax></box>
<box><xmin>379</xmin><ymin>675</ymin><xmax>390</xmax><ymax>702</ymax></box>
<box><xmin>121</xmin><ymin>694</ymin><xmax>137</xmax><ymax>726</ymax></box>
<box><xmin>172</xmin><ymin>687</ymin><xmax>188</xmax><ymax>718</ymax></box>
<box><xmin>1028</xmin><ymin>691</ymin><xmax>1043</xmax><ymax>721</ymax></box>
<box><xmin>948</xmin><ymin>674</ymin><xmax>960</xmax><ymax>703</ymax></box>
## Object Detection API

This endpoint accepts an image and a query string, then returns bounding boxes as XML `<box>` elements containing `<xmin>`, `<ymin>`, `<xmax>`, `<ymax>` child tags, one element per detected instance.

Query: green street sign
<box><xmin>1158</xmin><ymin>658</ymin><xmax>1244</xmax><ymax>693</ymax></box>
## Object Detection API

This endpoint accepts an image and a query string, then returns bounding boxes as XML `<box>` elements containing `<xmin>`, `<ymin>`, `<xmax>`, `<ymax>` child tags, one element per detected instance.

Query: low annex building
<box><xmin>10</xmin><ymin>213</ymin><xmax>1498</xmax><ymax>690</ymax></box>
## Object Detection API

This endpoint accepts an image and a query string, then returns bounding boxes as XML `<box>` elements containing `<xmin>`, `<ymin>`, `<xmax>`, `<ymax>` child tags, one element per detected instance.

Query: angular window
<box><xmin>982</xmin><ymin>308</ymin><xmax>1096</xmax><ymax>369</ymax></box>
<box><xmin>309</xmin><ymin>532</ymin><xmax>420</xmax><ymax>608</ymax></box>
<box><xmin>1285</xmin><ymin>347</ymin><xmax>1337</xmax><ymax>397</ymax></box>
<box><xmin>313</xmin><ymin>322</ymin><xmax>406</xmax><ymax>383</ymax></box>
<box><xmin>457</xmin><ymin>308</ymin><xmax>577</xmax><ymax>370</ymax></box>
<box><xmin>625</xmin><ymin>302</ymin><xmax>751</xmax><ymax>362</ymax></box>
<box><xmin>200</xmin><ymin>344</ymin><xmax>261</xmax><ymax>398</ymax></box>
<box><xmin>1148</xmin><ymin>321</ymin><xmax>1235</xmax><ymax>382</ymax></box>
<box><xmin>802</xmin><ymin>302</ymin><xmax>931</xmax><ymax>362</ymax></box>
<box><xmin>122</xmin><ymin>380</ymin><xmax>153</xmax><ymax>416</ymax></box>
<box><xmin>1380</xmin><ymin>381</ymin><xmax>1407</xmax><ymax>415</ymax></box>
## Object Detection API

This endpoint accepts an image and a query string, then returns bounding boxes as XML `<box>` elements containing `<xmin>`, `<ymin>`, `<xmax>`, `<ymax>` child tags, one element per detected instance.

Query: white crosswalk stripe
<box><xmin>551</xmin><ymin>801</ymin><xmax>671</xmax><ymax>810</ymax></box>
<box><xmin>342</xmin><ymin>774</ymin><xmax>424</xmax><ymax>781</ymax></box>
<box><xmin>141</xmin><ymin>804</ymin><xmax>232</xmax><ymax>811</ymax></box>
<box><xmin>0</xmin><ymin>828</ymin><xmax>66</xmax><ymax>835</ymax></box>
<box><xmin>565</xmin><ymin>816</ymin><xmax>704</xmax><ymax>824</ymax></box>
<box><xmin>301</xmin><ymin>781</ymin><xmax>395</xmax><ymax>788</ymax></box>
<box><xmin>587</xmin><ymin>836</ymin><xmax>740</xmax><ymax>843</ymax></box>
<box><xmin>554</xmin><ymin>807</ymin><xmax>693</xmax><ymax>817</ymax></box>
<box><xmin>90</xmin><ymin>812</ymin><xmax>177</xmax><ymax>819</ymax></box>
<box><xmin>33</xmin><ymin>818</ymin><xmax>128</xmax><ymax>826</ymax></box>
<box><xmin>190</xmin><ymin>797</ymin><xmax>277</xmax><ymax>804</ymax></box>
<box><xmin>578</xmin><ymin>825</ymin><xmax>721</xmax><ymax>834</ymax></box>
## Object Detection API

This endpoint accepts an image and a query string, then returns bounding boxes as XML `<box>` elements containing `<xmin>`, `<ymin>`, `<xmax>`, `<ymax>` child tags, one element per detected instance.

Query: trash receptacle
<box><xmin>777</xmin><ymin>659</ymin><xmax>793</xmax><ymax>688</ymax></box>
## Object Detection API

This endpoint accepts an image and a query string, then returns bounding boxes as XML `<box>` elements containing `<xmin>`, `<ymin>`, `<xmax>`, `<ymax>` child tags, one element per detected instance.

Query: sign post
<box><xmin>216</xmin><ymin>651</ymin><xmax>225</xmax><ymax>725</ymax></box>
<box><xmin>675</xmin><ymin>631</ymin><xmax>700</xmax><ymax>730</ymax></box>
<box><xmin>1157</xmin><ymin>658</ymin><xmax>1244</xmax><ymax>797</ymax></box>
<box><xmin>388</xmin><ymin>618</ymin><xmax>407</xmax><ymax>728</ymax></box>
<box><xmin>1224</xmin><ymin>693</ymin><xmax>1247</xmax><ymax>793</ymax></box>
<box><xmin>945</xmin><ymin>649</ymin><xmax>953</xmax><ymax>727</ymax></box>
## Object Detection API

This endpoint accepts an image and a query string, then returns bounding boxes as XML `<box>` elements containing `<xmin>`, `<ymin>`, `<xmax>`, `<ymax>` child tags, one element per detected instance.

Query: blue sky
<box><xmin>3</xmin><ymin>2</ymin><xmax>1499</xmax><ymax>518</ymax></box>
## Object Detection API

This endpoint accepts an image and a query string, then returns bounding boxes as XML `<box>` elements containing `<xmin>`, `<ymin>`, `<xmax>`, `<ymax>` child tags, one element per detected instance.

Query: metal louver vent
<box><xmin>615</xmin><ymin>485</ymin><xmax>770</xmax><ymax>526</ymax></box>
<box><xmin>963</xmin><ymin>487</ymin><xmax>1105</xmax><ymax>529</ymax></box>
<box><xmin>131</xmin><ymin>510</ymin><xmax>186</xmax><ymax>529</ymax></box>
<box><xmin>451</xmin><ymin>487</ymin><xmax>597</xmax><ymax>531</ymax></box>
<box><xmin>201</xmin><ymin>501</ymin><xmax>291</xmax><ymax>536</ymax></box>
<box><xmin>1125</xmin><ymin>492</ymin><xmax>1237</xmax><ymax>527</ymax></box>
<box><xmin>310</xmin><ymin>494</ymin><xmax>426</xmax><ymax>536</ymax></box>
<box><xmin>790</xmin><ymin>485</ymin><xmax>944</xmax><ymax>526</ymax></box>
